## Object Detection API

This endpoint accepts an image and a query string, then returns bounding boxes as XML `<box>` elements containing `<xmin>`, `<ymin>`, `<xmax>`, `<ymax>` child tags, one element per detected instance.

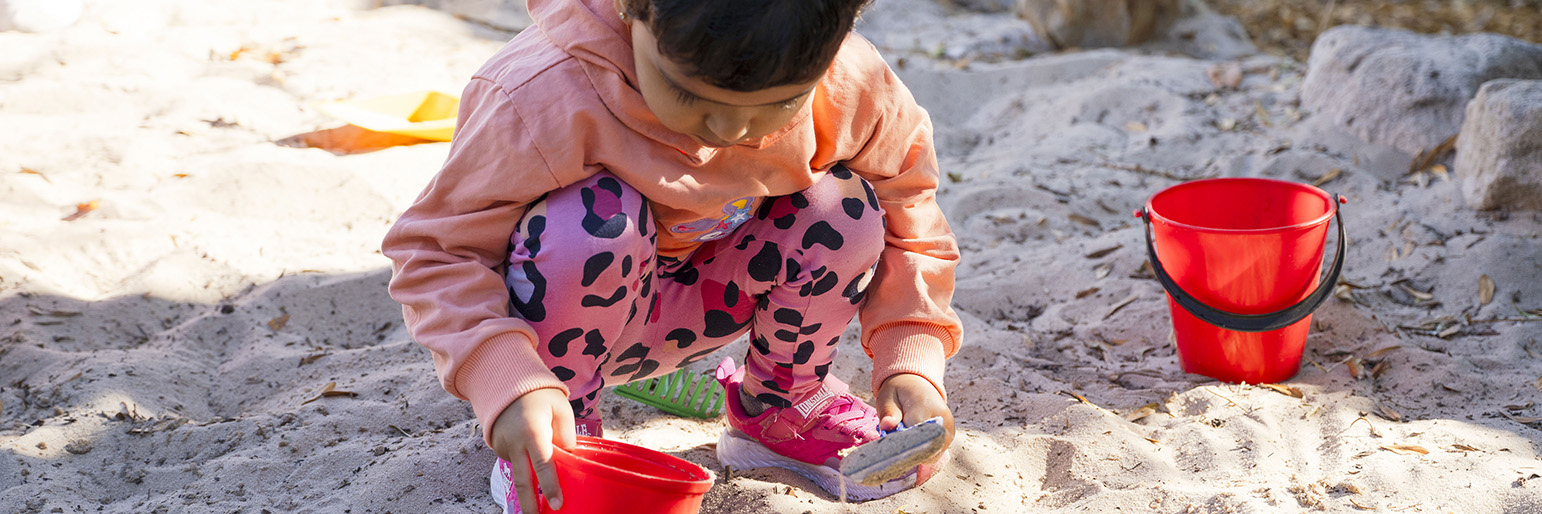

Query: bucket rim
<box><xmin>1145</xmin><ymin>177</ymin><xmax>1336</xmax><ymax>234</ymax></box>
<box><xmin>554</xmin><ymin>435</ymin><xmax>715</xmax><ymax>494</ymax></box>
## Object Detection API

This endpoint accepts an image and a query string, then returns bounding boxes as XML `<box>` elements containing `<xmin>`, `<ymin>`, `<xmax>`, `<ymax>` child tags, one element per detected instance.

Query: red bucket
<box><xmin>1139</xmin><ymin>178</ymin><xmax>1346</xmax><ymax>383</ymax></box>
<box><xmin>531</xmin><ymin>436</ymin><xmax>714</xmax><ymax>514</ymax></box>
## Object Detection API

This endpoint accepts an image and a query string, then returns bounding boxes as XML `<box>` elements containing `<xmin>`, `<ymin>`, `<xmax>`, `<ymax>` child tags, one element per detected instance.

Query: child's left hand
<box><xmin>873</xmin><ymin>373</ymin><xmax>955</xmax><ymax>464</ymax></box>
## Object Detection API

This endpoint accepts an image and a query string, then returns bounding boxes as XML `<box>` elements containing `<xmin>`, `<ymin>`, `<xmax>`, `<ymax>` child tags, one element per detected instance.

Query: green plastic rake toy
<box><xmin>614</xmin><ymin>369</ymin><xmax>725</xmax><ymax>419</ymax></box>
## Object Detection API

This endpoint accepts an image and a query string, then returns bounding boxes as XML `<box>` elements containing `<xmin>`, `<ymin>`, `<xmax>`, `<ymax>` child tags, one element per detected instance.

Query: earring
<box><xmin>618</xmin><ymin>11</ymin><xmax>627</xmax><ymax>21</ymax></box>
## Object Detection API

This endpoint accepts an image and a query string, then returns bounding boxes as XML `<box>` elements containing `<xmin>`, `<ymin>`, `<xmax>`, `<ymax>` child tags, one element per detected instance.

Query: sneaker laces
<box><xmin>814</xmin><ymin>393</ymin><xmax>872</xmax><ymax>439</ymax></box>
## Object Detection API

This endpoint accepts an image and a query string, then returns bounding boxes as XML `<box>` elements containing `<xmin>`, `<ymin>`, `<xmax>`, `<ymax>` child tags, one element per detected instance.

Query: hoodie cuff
<box><xmin>456</xmin><ymin>332</ymin><xmax>569</xmax><ymax>447</ymax></box>
<box><xmin>867</xmin><ymin>323</ymin><xmax>950</xmax><ymax>400</ymax></box>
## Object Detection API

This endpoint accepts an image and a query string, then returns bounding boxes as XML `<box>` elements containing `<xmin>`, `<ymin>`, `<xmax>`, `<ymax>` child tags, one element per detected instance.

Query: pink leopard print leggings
<box><xmin>505</xmin><ymin>166</ymin><xmax>884</xmax><ymax>421</ymax></box>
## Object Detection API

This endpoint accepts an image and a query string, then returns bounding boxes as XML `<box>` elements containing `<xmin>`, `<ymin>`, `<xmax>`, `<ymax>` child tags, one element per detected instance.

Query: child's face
<box><xmin>628</xmin><ymin>20</ymin><xmax>820</xmax><ymax>148</ymax></box>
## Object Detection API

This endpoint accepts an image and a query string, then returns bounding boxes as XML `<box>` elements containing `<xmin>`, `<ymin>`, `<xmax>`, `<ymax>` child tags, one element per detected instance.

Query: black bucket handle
<box><xmin>1137</xmin><ymin>195</ymin><xmax>1347</xmax><ymax>333</ymax></box>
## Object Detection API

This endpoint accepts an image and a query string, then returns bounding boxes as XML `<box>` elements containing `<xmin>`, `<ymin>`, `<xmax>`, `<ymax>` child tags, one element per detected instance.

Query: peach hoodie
<box><xmin>382</xmin><ymin>0</ymin><xmax>962</xmax><ymax>443</ymax></box>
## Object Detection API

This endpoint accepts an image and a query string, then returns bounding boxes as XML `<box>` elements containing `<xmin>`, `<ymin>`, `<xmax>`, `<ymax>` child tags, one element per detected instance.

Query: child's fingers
<box><xmin>551</xmin><ymin>401</ymin><xmax>577</xmax><ymax>452</ymax></box>
<box><xmin>527</xmin><ymin>429</ymin><xmax>564</xmax><ymax>511</ymax></box>
<box><xmin>509</xmin><ymin>450</ymin><xmax>539</xmax><ymax>514</ymax></box>
<box><xmin>874</xmin><ymin>390</ymin><xmax>903</xmax><ymax>432</ymax></box>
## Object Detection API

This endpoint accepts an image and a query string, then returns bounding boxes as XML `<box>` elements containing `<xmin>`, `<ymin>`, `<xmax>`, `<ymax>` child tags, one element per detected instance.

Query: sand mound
<box><xmin>3</xmin><ymin>1</ymin><xmax>1540</xmax><ymax>512</ymax></box>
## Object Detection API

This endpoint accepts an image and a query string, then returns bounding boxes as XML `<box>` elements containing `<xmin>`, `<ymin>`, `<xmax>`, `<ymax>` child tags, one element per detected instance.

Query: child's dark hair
<box><xmin>624</xmin><ymin>0</ymin><xmax>871</xmax><ymax>92</ymax></box>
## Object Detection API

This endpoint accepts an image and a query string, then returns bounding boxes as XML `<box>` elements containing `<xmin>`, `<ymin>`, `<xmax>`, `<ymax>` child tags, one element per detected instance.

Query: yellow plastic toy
<box><xmin>314</xmin><ymin>90</ymin><xmax>459</xmax><ymax>142</ymax></box>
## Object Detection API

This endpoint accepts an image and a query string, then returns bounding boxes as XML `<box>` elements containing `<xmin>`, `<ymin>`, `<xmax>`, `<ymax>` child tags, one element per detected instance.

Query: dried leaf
<box><xmin>1411</xmin><ymin>315</ymin><xmax>1459</xmax><ymax>331</ymax></box>
<box><xmin>1075</xmin><ymin>287</ymin><xmax>1100</xmax><ymax>299</ymax></box>
<box><xmin>1068</xmin><ymin>214</ymin><xmax>1101</xmax><ymax>227</ymax></box>
<box><xmin>275</xmin><ymin>125</ymin><xmax>434</xmax><ymax>155</ymax></box>
<box><xmin>1334</xmin><ymin>284</ymin><xmax>1358</xmax><ymax>303</ymax></box>
<box><xmin>1093</xmin><ymin>262</ymin><xmax>1113</xmax><ymax>280</ymax></box>
<box><xmin>1124</xmin><ymin>403</ymin><xmax>1158</xmax><ymax>422</ymax></box>
<box><xmin>1338</xmin><ymin>279</ymin><xmax>1370</xmax><ymax>289</ymax></box>
<box><xmin>1347</xmin><ymin>357</ymin><xmax>1363</xmax><ymax>379</ymax></box>
<box><xmin>1260</xmin><ymin>383</ymin><xmax>1304</xmax><ymax>398</ymax></box>
<box><xmin>1409</xmin><ymin>134</ymin><xmax>1459</xmax><ymax>173</ymax></box>
<box><xmin>1505</xmin><ymin>402</ymin><xmax>1534</xmax><ymax>411</ymax></box>
<box><xmin>27</xmin><ymin>306</ymin><xmax>81</xmax><ymax>317</ymax></box>
<box><xmin>1376</xmin><ymin>404</ymin><xmax>1402</xmax><ymax>422</ymax></box>
<box><xmin>1478</xmin><ymin>275</ymin><xmax>1495</xmax><ymax>306</ymax></box>
<box><xmin>1430</xmin><ymin>164</ymin><xmax>1450</xmax><ymax>182</ymax></box>
<box><xmin>1206</xmin><ymin>62</ymin><xmax>1243</xmax><ymax>89</ymax></box>
<box><xmin>1366</xmin><ymin>346</ymin><xmax>1401</xmax><ymax>360</ymax></box>
<box><xmin>1104</xmin><ymin>294</ymin><xmax>1139</xmax><ymax>320</ymax></box>
<box><xmin>1437</xmin><ymin>324</ymin><xmax>1462</xmax><ymax>339</ymax></box>
<box><xmin>1370</xmin><ymin>360</ymin><xmax>1391</xmax><ymax>379</ymax></box>
<box><xmin>1216</xmin><ymin>118</ymin><xmax>1237</xmax><ymax>131</ymax></box>
<box><xmin>173</xmin><ymin>173</ymin><xmax>190</xmax><ymax>179</ymax></box>
<box><xmin>1379</xmin><ymin>444</ymin><xmax>1428</xmax><ymax>455</ymax></box>
<box><xmin>19</xmin><ymin>167</ymin><xmax>51</xmax><ymax>183</ymax></box>
<box><xmin>1449</xmin><ymin>444</ymin><xmax>1481</xmax><ymax>453</ymax></box>
<box><xmin>1398</xmin><ymin>284</ymin><xmax>1434</xmax><ymax>301</ymax></box>
<box><xmin>1312</xmin><ymin>168</ymin><xmax>1342</xmax><ymax>187</ymax></box>
<box><xmin>301</xmin><ymin>381</ymin><xmax>357</xmax><ymax>405</ymax></box>
<box><xmin>1253</xmin><ymin>101</ymin><xmax>1273</xmax><ymax>127</ymax></box>
<box><xmin>1502</xmin><ymin>411</ymin><xmax>1542</xmax><ymax>424</ymax></box>
<box><xmin>1534</xmin><ymin>376</ymin><xmax>1542</xmax><ymax>392</ymax></box>
<box><xmin>62</xmin><ymin>200</ymin><xmax>99</xmax><ymax>222</ymax></box>
<box><xmin>268</xmin><ymin>314</ymin><xmax>290</xmax><ymax>331</ymax></box>
<box><xmin>1059</xmin><ymin>390</ymin><xmax>1093</xmax><ymax>406</ymax></box>
<box><xmin>1085</xmin><ymin>244</ymin><xmax>1122</xmax><ymax>259</ymax></box>
<box><xmin>299</xmin><ymin>353</ymin><xmax>328</xmax><ymax>366</ymax></box>
<box><xmin>1124</xmin><ymin>121</ymin><xmax>1148</xmax><ymax>132</ymax></box>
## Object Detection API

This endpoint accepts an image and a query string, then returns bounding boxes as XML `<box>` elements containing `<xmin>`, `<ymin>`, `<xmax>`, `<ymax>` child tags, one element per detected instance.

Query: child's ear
<box><xmin>613</xmin><ymin>0</ymin><xmax>629</xmax><ymax>22</ymax></box>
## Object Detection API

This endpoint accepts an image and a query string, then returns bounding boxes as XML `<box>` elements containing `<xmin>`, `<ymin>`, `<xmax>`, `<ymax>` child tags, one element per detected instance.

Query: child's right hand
<box><xmin>490</xmin><ymin>387</ymin><xmax>577</xmax><ymax>513</ymax></box>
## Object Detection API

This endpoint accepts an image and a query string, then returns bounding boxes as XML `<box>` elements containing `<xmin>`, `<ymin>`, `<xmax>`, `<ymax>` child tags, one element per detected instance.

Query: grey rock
<box><xmin>1141</xmin><ymin>10</ymin><xmax>1257</xmax><ymax>61</ymax></box>
<box><xmin>1301</xmin><ymin>25</ymin><xmax>1542</xmax><ymax>157</ymax></box>
<box><xmin>1454</xmin><ymin>79</ymin><xmax>1542</xmax><ymax>211</ymax></box>
<box><xmin>1013</xmin><ymin>0</ymin><xmax>1185</xmax><ymax>49</ymax></box>
<box><xmin>941</xmin><ymin>0</ymin><xmax>1016</xmax><ymax>13</ymax></box>
<box><xmin>379</xmin><ymin>0</ymin><xmax>532</xmax><ymax>32</ymax></box>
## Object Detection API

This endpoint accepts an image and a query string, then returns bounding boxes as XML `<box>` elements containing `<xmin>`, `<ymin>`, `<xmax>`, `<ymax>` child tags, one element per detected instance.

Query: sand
<box><xmin>3</xmin><ymin>0</ymin><xmax>1541</xmax><ymax>513</ymax></box>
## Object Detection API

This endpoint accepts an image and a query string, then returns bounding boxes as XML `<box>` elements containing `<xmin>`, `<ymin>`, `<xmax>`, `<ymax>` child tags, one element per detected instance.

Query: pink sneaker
<box><xmin>489</xmin><ymin>418</ymin><xmax>602</xmax><ymax>514</ymax></box>
<box><xmin>713</xmin><ymin>357</ymin><xmax>918</xmax><ymax>500</ymax></box>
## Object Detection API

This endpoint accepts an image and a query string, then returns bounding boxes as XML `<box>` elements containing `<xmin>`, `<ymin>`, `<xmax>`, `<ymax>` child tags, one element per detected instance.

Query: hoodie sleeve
<box><xmin>832</xmin><ymin>40</ymin><xmax>963</xmax><ymax>400</ymax></box>
<box><xmin>382</xmin><ymin>77</ymin><xmax>568</xmax><ymax>445</ymax></box>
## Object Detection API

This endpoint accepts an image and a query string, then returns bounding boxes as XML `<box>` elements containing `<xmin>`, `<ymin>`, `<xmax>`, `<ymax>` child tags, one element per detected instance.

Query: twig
<box><xmin>1205</xmin><ymin>388</ymin><xmax>1244</xmax><ymax>411</ymax></box>
<box><xmin>1060</xmin><ymin>158</ymin><xmax>1204</xmax><ymax>181</ymax></box>
<box><xmin>1468</xmin><ymin>317</ymin><xmax>1542</xmax><ymax>324</ymax></box>
<box><xmin>1338</xmin><ymin>416</ymin><xmax>1381</xmax><ymax>438</ymax></box>
<box><xmin>1318</xmin><ymin>0</ymin><xmax>1339</xmax><ymax>34</ymax></box>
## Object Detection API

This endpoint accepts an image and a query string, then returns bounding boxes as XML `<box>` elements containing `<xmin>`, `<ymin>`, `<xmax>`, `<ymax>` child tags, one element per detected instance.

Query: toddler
<box><xmin>382</xmin><ymin>0</ymin><xmax>962</xmax><ymax>511</ymax></box>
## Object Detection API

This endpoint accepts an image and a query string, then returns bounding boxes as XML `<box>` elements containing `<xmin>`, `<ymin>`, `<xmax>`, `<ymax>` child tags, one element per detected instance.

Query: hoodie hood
<box><xmin>529</xmin><ymin>0</ymin><xmax>635</xmax><ymax>84</ymax></box>
<box><xmin>527</xmin><ymin>0</ymin><xmax>716</xmax><ymax>160</ymax></box>
<box><xmin>525</xmin><ymin>0</ymin><xmax>810</xmax><ymax>162</ymax></box>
